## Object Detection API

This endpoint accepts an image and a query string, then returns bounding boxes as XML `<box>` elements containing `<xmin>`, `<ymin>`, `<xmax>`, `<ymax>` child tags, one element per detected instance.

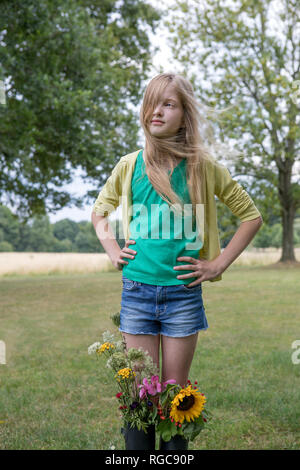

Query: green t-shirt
<box><xmin>122</xmin><ymin>150</ymin><xmax>203</xmax><ymax>285</ymax></box>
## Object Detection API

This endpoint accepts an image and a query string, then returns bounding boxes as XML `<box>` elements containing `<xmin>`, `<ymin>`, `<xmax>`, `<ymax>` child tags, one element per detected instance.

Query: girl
<box><xmin>91</xmin><ymin>72</ymin><xmax>263</xmax><ymax>450</ymax></box>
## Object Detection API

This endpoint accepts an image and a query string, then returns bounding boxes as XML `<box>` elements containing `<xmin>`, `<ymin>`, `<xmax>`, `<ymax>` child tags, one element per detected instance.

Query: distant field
<box><xmin>1</xmin><ymin>248</ymin><xmax>300</xmax><ymax>276</ymax></box>
<box><xmin>0</xmin><ymin>252</ymin><xmax>114</xmax><ymax>276</ymax></box>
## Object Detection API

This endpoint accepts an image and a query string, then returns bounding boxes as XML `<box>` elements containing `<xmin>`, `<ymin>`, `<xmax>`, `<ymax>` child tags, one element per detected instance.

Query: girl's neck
<box><xmin>143</xmin><ymin>150</ymin><xmax>183</xmax><ymax>171</ymax></box>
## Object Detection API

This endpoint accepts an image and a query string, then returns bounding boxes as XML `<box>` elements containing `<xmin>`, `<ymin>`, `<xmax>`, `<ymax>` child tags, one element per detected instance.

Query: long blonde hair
<box><xmin>139</xmin><ymin>72</ymin><xmax>237</xmax><ymax>221</ymax></box>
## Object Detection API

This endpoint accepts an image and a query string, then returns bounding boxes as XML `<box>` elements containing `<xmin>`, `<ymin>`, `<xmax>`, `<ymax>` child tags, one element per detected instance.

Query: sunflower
<box><xmin>170</xmin><ymin>385</ymin><xmax>206</xmax><ymax>424</ymax></box>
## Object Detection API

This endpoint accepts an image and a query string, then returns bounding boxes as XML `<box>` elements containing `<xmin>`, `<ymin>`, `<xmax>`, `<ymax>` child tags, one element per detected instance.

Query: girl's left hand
<box><xmin>173</xmin><ymin>256</ymin><xmax>223</xmax><ymax>286</ymax></box>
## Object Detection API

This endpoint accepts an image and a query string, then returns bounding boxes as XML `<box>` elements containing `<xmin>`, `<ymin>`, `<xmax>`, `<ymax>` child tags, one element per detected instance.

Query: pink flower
<box><xmin>162</xmin><ymin>379</ymin><xmax>177</xmax><ymax>389</ymax></box>
<box><xmin>139</xmin><ymin>381</ymin><xmax>148</xmax><ymax>399</ymax></box>
<box><xmin>151</xmin><ymin>375</ymin><xmax>162</xmax><ymax>393</ymax></box>
<box><xmin>138</xmin><ymin>375</ymin><xmax>163</xmax><ymax>399</ymax></box>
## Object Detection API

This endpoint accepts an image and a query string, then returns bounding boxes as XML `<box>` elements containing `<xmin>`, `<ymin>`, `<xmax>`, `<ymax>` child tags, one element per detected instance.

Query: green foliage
<box><xmin>110</xmin><ymin>312</ymin><xmax>121</xmax><ymax>327</ymax></box>
<box><xmin>294</xmin><ymin>218</ymin><xmax>300</xmax><ymax>246</ymax></box>
<box><xmin>156</xmin><ymin>416</ymin><xmax>178</xmax><ymax>442</ymax></box>
<box><xmin>164</xmin><ymin>0</ymin><xmax>300</xmax><ymax>260</ymax></box>
<box><xmin>53</xmin><ymin>219</ymin><xmax>79</xmax><ymax>243</ymax></box>
<box><xmin>0</xmin><ymin>0</ymin><xmax>161</xmax><ymax>221</ymax></box>
<box><xmin>0</xmin><ymin>204</ymin><xmax>101</xmax><ymax>252</ymax></box>
<box><xmin>1</xmin><ymin>204</ymin><xmax>300</xmax><ymax>252</ymax></box>
<box><xmin>74</xmin><ymin>221</ymin><xmax>100</xmax><ymax>253</ymax></box>
<box><xmin>0</xmin><ymin>205</ymin><xmax>20</xmax><ymax>248</ymax></box>
<box><xmin>0</xmin><ymin>240</ymin><xmax>14</xmax><ymax>252</ymax></box>
<box><xmin>252</xmin><ymin>223</ymin><xmax>282</xmax><ymax>249</ymax></box>
<box><xmin>216</xmin><ymin>200</ymin><xmax>239</xmax><ymax>248</ymax></box>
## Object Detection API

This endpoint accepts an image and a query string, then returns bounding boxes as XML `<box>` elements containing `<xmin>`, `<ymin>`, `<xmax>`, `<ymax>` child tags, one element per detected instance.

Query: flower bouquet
<box><xmin>88</xmin><ymin>330</ymin><xmax>160</xmax><ymax>434</ymax></box>
<box><xmin>88</xmin><ymin>328</ymin><xmax>210</xmax><ymax>450</ymax></box>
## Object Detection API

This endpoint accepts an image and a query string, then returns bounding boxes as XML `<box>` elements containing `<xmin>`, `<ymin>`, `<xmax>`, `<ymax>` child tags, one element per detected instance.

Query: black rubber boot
<box><xmin>160</xmin><ymin>434</ymin><xmax>188</xmax><ymax>450</ymax></box>
<box><xmin>121</xmin><ymin>424</ymin><xmax>156</xmax><ymax>450</ymax></box>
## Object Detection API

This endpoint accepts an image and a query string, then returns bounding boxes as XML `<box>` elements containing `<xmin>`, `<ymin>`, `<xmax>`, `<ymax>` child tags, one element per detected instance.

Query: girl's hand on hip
<box><xmin>113</xmin><ymin>239</ymin><xmax>137</xmax><ymax>271</ymax></box>
<box><xmin>173</xmin><ymin>256</ymin><xmax>222</xmax><ymax>286</ymax></box>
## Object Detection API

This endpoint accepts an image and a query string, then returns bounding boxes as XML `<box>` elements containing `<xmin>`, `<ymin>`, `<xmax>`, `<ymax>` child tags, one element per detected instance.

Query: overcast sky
<box><xmin>48</xmin><ymin>0</ymin><xmax>177</xmax><ymax>224</ymax></box>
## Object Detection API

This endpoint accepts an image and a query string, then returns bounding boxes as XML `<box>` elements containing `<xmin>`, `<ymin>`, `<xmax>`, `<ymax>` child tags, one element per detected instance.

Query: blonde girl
<box><xmin>92</xmin><ymin>72</ymin><xmax>263</xmax><ymax>450</ymax></box>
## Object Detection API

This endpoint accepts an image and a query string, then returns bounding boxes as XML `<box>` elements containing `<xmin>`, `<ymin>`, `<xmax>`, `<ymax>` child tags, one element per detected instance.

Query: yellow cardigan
<box><xmin>92</xmin><ymin>149</ymin><xmax>262</xmax><ymax>282</ymax></box>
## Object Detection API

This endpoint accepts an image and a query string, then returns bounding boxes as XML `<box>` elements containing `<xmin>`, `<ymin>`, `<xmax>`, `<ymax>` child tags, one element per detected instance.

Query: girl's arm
<box><xmin>91</xmin><ymin>157</ymin><xmax>136</xmax><ymax>269</ymax></box>
<box><xmin>175</xmin><ymin>157</ymin><xmax>264</xmax><ymax>284</ymax></box>
<box><xmin>212</xmin><ymin>215</ymin><xmax>263</xmax><ymax>275</ymax></box>
<box><xmin>175</xmin><ymin>216</ymin><xmax>263</xmax><ymax>284</ymax></box>
<box><xmin>92</xmin><ymin>158</ymin><xmax>124</xmax><ymax>218</ymax></box>
<box><xmin>91</xmin><ymin>213</ymin><xmax>137</xmax><ymax>270</ymax></box>
<box><xmin>91</xmin><ymin>213</ymin><xmax>122</xmax><ymax>268</ymax></box>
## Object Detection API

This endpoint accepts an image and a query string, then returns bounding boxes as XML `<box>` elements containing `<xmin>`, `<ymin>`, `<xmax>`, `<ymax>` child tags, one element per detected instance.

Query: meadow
<box><xmin>0</xmin><ymin>254</ymin><xmax>299</xmax><ymax>449</ymax></box>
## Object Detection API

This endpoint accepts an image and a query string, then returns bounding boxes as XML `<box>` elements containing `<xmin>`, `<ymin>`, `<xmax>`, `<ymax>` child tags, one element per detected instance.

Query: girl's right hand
<box><xmin>113</xmin><ymin>239</ymin><xmax>137</xmax><ymax>271</ymax></box>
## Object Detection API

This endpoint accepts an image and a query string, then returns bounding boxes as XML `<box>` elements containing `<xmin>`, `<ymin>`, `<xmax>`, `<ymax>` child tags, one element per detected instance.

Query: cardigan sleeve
<box><xmin>92</xmin><ymin>158</ymin><xmax>125</xmax><ymax>217</ymax></box>
<box><xmin>214</xmin><ymin>162</ymin><xmax>262</xmax><ymax>222</ymax></box>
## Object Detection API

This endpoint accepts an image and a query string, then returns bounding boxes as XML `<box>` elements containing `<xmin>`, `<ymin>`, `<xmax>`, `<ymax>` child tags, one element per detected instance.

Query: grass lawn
<box><xmin>0</xmin><ymin>265</ymin><xmax>299</xmax><ymax>450</ymax></box>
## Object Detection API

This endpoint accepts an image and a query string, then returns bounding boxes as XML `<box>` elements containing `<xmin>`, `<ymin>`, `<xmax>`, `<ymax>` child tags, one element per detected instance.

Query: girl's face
<box><xmin>148</xmin><ymin>84</ymin><xmax>184</xmax><ymax>139</ymax></box>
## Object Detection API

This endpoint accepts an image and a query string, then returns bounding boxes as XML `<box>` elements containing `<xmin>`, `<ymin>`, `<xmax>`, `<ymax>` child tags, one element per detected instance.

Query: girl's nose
<box><xmin>153</xmin><ymin>102</ymin><xmax>163</xmax><ymax>116</ymax></box>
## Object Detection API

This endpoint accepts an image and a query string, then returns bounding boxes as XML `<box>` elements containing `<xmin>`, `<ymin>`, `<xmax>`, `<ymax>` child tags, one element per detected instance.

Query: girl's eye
<box><xmin>165</xmin><ymin>103</ymin><xmax>173</xmax><ymax>107</ymax></box>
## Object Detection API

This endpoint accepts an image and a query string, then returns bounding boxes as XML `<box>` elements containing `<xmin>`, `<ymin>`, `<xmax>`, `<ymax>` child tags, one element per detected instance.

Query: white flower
<box><xmin>102</xmin><ymin>330</ymin><xmax>115</xmax><ymax>344</ymax></box>
<box><xmin>115</xmin><ymin>340</ymin><xmax>124</xmax><ymax>352</ymax></box>
<box><xmin>88</xmin><ymin>342</ymin><xmax>101</xmax><ymax>355</ymax></box>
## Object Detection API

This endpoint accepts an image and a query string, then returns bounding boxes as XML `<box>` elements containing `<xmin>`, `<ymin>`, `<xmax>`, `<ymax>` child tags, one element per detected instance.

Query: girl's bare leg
<box><xmin>121</xmin><ymin>332</ymin><xmax>199</xmax><ymax>388</ymax></box>
<box><xmin>161</xmin><ymin>333</ymin><xmax>199</xmax><ymax>387</ymax></box>
<box><xmin>122</xmin><ymin>332</ymin><xmax>161</xmax><ymax>370</ymax></box>
<box><xmin>122</xmin><ymin>333</ymin><xmax>161</xmax><ymax>406</ymax></box>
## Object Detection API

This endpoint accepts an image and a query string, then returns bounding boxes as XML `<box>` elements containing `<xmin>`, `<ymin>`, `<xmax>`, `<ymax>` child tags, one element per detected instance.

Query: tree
<box><xmin>0</xmin><ymin>0</ymin><xmax>161</xmax><ymax>221</ymax></box>
<box><xmin>23</xmin><ymin>215</ymin><xmax>58</xmax><ymax>252</ymax></box>
<box><xmin>74</xmin><ymin>221</ymin><xmax>100</xmax><ymax>252</ymax></box>
<box><xmin>164</xmin><ymin>0</ymin><xmax>300</xmax><ymax>263</ymax></box>
<box><xmin>252</xmin><ymin>222</ymin><xmax>282</xmax><ymax>249</ymax></box>
<box><xmin>0</xmin><ymin>204</ymin><xmax>20</xmax><ymax>249</ymax></box>
<box><xmin>216</xmin><ymin>200</ymin><xmax>239</xmax><ymax>249</ymax></box>
<box><xmin>53</xmin><ymin>218</ymin><xmax>79</xmax><ymax>242</ymax></box>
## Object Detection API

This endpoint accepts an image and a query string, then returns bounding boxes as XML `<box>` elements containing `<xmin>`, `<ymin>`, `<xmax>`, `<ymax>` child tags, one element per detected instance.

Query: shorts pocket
<box><xmin>181</xmin><ymin>283</ymin><xmax>202</xmax><ymax>292</ymax></box>
<box><xmin>122</xmin><ymin>276</ymin><xmax>139</xmax><ymax>291</ymax></box>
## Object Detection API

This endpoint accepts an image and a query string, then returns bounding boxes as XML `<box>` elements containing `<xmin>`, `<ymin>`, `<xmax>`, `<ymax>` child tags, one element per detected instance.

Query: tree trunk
<box><xmin>278</xmin><ymin>161</ymin><xmax>296</xmax><ymax>262</ymax></box>
<box><xmin>280</xmin><ymin>203</ymin><xmax>296</xmax><ymax>261</ymax></box>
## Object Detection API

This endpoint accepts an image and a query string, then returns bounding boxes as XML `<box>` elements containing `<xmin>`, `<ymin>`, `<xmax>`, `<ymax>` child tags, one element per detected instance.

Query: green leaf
<box><xmin>157</xmin><ymin>419</ymin><xmax>176</xmax><ymax>442</ymax></box>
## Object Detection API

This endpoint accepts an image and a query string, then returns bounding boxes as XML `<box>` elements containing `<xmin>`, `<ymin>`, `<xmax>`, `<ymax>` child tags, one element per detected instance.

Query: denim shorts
<box><xmin>119</xmin><ymin>275</ymin><xmax>208</xmax><ymax>338</ymax></box>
